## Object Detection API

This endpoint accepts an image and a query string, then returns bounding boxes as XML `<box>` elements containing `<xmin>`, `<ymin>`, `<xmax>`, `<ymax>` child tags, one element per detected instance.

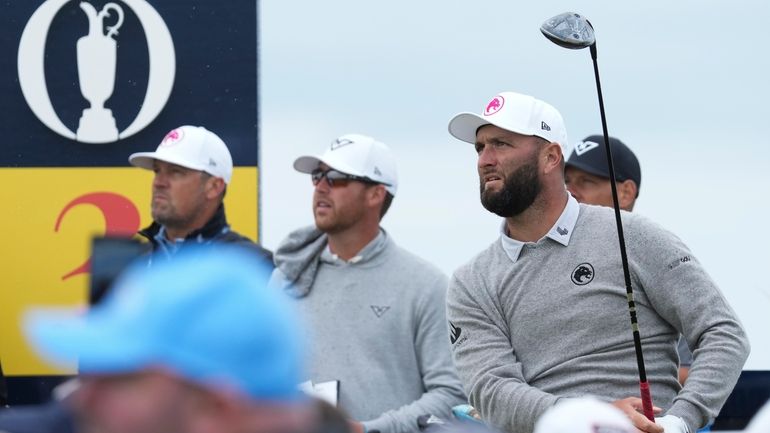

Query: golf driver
<box><xmin>540</xmin><ymin>12</ymin><xmax>656</xmax><ymax>422</ymax></box>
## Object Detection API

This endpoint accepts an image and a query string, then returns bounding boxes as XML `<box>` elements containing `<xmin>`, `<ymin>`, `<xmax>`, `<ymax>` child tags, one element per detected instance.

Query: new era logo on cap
<box><xmin>541</xmin><ymin>121</ymin><xmax>551</xmax><ymax>131</ymax></box>
<box><xmin>574</xmin><ymin>140</ymin><xmax>600</xmax><ymax>156</ymax></box>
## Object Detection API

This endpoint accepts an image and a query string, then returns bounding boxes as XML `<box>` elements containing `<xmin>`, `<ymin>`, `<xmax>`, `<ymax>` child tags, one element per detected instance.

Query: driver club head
<box><xmin>540</xmin><ymin>12</ymin><xmax>595</xmax><ymax>49</ymax></box>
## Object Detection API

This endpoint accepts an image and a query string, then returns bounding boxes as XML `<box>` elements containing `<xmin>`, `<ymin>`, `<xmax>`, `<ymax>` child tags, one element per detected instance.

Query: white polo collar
<box><xmin>321</xmin><ymin>229</ymin><xmax>386</xmax><ymax>264</ymax></box>
<box><xmin>500</xmin><ymin>194</ymin><xmax>579</xmax><ymax>263</ymax></box>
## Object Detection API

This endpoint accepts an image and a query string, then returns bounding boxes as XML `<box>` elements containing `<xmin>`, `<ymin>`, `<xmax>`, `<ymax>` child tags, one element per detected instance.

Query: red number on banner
<box><xmin>54</xmin><ymin>192</ymin><xmax>141</xmax><ymax>281</ymax></box>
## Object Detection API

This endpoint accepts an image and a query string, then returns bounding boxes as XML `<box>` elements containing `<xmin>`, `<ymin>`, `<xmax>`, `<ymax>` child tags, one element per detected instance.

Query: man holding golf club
<box><xmin>445</xmin><ymin>91</ymin><xmax>749</xmax><ymax>433</ymax></box>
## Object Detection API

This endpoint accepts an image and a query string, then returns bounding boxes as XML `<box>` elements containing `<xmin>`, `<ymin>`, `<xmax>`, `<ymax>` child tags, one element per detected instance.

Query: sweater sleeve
<box><xmin>446</xmin><ymin>268</ymin><xmax>560</xmax><ymax>433</ymax></box>
<box><xmin>363</xmin><ymin>272</ymin><xmax>467</xmax><ymax>433</ymax></box>
<box><xmin>627</xmin><ymin>214</ymin><xmax>750</xmax><ymax>431</ymax></box>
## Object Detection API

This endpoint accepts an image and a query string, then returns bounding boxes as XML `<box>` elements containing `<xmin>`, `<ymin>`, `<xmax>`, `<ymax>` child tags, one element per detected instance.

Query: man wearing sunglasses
<box><xmin>270</xmin><ymin>134</ymin><xmax>466</xmax><ymax>433</ymax></box>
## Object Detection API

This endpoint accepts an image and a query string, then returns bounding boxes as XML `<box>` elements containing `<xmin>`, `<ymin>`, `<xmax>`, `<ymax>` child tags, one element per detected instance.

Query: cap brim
<box><xmin>25</xmin><ymin>308</ymin><xmax>152</xmax><ymax>374</ymax></box>
<box><xmin>449</xmin><ymin>111</ymin><xmax>556</xmax><ymax>145</ymax></box>
<box><xmin>565</xmin><ymin>157</ymin><xmax>611</xmax><ymax>180</ymax></box>
<box><xmin>448</xmin><ymin>112</ymin><xmax>492</xmax><ymax>144</ymax></box>
<box><xmin>293</xmin><ymin>156</ymin><xmax>322</xmax><ymax>174</ymax></box>
<box><xmin>128</xmin><ymin>152</ymin><xmax>206</xmax><ymax>172</ymax></box>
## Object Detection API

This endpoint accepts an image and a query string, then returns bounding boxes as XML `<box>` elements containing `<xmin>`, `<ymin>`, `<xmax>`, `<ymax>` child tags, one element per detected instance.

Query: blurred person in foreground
<box><xmin>533</xmin><ymin>397</ymin><xmax>635</xmax><ymax>433</ymax></box>
<box><xmin>21</xmin><ymin>246</ymin><xmax>316</xmax><ymax>433</ymax></box>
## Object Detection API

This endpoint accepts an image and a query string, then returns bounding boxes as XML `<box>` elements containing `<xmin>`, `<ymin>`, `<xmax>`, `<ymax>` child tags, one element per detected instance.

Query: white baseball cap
<box><xmin>128</xmin><ymin>125</ymin><xmax>234</xmax><ymax>184</ymax></box>
<box><xmin>533</xmin><ymin>398</ymin><xmax>635</xmax><ymax>433</ymax></box>
<box><xmin>448</xmin><ymin>91</ymin><xmax>570</xmax><ymax>155</ymax></box>
<box><xmin>293</xmin><ymin>133</ymin><xmax>398</xmax><ymax>196</ymax></box>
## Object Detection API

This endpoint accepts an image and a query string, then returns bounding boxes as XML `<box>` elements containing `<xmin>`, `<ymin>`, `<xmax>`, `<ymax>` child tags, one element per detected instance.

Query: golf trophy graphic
<box><xmin>76</xmin><ymin>2</ymin><xmax>124</xmax><ymax>142</ymax></box>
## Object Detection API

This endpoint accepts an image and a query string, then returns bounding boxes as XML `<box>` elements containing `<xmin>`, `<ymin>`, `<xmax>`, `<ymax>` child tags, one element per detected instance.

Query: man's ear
<box><xmin>618</xmin><ymin>180</ymin><xmax>638</xmax><ymax>211</ymax></box>
<box><xmin>367</xmin><ymin>184</ymin><xmax>387</xmax><ymax>210</ymax></box>
<box><xmin>542</xmin><ymin>142</ymin><xmax>564</xmax><ymax>175</ymax></box>
<box><xmin>205</xmin><ymin>177</ymin><xmax>226</xmax><ymax>200</ymax></box>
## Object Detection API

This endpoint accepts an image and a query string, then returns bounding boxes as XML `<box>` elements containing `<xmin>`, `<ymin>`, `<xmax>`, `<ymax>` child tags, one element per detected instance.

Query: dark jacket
<box><xmin>137</xmin><ymin>204</ymin><xmax>273</xmax><ymax>267</ymax></box>
<box><xmin>0</xmin><ymin>401</ymin><xmax>75</xmax><ymax>433</ymax></box>
<box><xmin>0</xmin><ymin>361</ymin><xmax>6</xmax><ymax>407</ymax></box>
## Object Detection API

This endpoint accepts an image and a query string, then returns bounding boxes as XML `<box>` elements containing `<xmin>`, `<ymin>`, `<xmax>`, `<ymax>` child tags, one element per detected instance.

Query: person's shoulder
<box><xmin>446</xmin><ymin>240</ymin><xmax>503</xmax><ymax>302</ymax></box>
<box><xmin>576</xmin><ymin>202</ymin><xmax>618</xmax><ymax>224</ymax></box>
<box><xmin>622</xmin><ymin>211</ymin><xmax>685</xmax><ymax>247</ymax></box>
<box><xmin>575</xmin><ymin>203</ymin><xmax>643</xmax><ymax>235</ymax></box>
<box><xmin>577</xmin><ymin>203</ymin><xmax>656</xmax><ymax>228</ymax></box>
<box><xmin>218</xmin><ymin>230</ymin><xmax>275</xmax><ymax>266</ymax></box>
<box><xmin>452</xmin><ymin>239</ymin><xmax>503</xmax><ymax>282</ymax></box>
<box><xmin>577</xmin><ymin>205</ymin><xmax>685</xmax><ymax>249</ymax></box>
<box><xmin>386</xmin><ymin>239</ymin><xmax>447</xmax><ymax>280</ymax></box>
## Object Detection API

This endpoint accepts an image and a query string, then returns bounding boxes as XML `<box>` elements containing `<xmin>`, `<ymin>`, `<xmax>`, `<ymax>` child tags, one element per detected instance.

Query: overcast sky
<box><xmin>259</xmin><ymin>0</ymin><xmax>770</xmax><ymax>369</ymax></box>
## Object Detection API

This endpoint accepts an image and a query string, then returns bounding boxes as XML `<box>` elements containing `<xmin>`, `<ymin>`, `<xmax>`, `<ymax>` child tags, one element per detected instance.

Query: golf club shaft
<box><xmin>590</xmin><ymin>43</ymin><xmax>655</xmax><ymax>422</ymax></box>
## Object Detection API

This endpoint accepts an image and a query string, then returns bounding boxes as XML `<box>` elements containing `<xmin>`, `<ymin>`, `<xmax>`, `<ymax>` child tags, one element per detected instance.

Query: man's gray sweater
<box><xmin>447</xmin><ymin>202</ymin><xmax>749</xmax><ymax>433</ymax></box>
<box><xmin>272</xmin><ymin>227</ymin><xmax>466</xmax><ymax>433</ymax></box>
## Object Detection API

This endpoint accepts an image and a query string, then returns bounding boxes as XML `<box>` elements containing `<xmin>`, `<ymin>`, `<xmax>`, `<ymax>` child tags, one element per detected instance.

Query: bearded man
<box><xmin>444</xmin><ymin>91</ymin><xmax>749</xmax><ymax>433</ymax></box>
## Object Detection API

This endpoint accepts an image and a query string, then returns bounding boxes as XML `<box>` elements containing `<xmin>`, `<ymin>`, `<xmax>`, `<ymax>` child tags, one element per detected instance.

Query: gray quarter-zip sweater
<box><xmin>271</xmin><ymin>227</ymin><xmax>466</xmax><ymax>433</ymax></box>
<box><xmin>447</xmin><ymin>199</ymin><xmax>749</xmax><ymax>433</ymax></box>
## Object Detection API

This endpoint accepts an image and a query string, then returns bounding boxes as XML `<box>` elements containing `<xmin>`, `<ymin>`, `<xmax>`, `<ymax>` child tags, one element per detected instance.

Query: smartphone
<box><xmin>89</xmin><ymin>237</ymin><xmax>150</xmax><ymax>305</ymax></box>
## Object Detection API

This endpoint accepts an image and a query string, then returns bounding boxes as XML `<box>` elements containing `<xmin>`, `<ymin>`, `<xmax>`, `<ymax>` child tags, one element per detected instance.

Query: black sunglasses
<box><xmin>311</xmin><ymin>168</ymin><xmax>383</xmax><ymax>187</ymax></box>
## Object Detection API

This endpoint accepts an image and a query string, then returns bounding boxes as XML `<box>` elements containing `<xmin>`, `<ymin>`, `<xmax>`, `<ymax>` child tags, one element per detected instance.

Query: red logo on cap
<box><xmin>161</xmin><ymin>128</ymin><xmax>184</xmax><ymax>146</ymax></box>
<box><xmin>484</xmin><ymin>96</ymin><xmax>505</xmax><ymax>116</ymax></box>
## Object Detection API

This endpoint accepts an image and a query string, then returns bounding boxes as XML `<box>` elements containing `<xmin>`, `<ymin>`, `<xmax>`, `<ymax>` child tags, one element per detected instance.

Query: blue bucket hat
<box><xmin>25</xmin><ymin>246</ymin><xmax>304</xmax><ymax>402</ymax></box>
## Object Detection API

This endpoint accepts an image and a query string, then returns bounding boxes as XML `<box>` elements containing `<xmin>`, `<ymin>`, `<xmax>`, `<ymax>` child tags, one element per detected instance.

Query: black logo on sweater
<box><xmin>449</xmin><ymin>321</ymin><xmax>462</xmax><ymax>344</ymax></box>
<box><xmin>571</xmin><ymin>263</ymin><xmax>594</xmax><ymax>285</ymax></box>
<box><xmin>370</xmin><ymin>305</ymin><xmax>390</xmax><ymax>318</ymax></box>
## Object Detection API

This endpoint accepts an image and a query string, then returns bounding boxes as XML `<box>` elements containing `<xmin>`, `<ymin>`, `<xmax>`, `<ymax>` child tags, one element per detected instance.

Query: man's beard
<box><xmin>480</xmin><ymin>158</ymin><xmax>541</xmax><ymax>218</ymax></box>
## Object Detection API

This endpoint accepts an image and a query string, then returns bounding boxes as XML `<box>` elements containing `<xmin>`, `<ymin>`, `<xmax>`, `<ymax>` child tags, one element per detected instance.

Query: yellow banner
<box><xmin>0</xmin><ymin>167</ymin><xmax>258</xmax><ymax>375</ymax></box>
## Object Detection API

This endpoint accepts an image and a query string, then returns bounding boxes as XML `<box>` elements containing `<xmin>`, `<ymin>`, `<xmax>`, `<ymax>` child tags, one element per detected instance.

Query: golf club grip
<box><xmin>639</xmin><ymin>381</ymin><xmax>655</xmax><ymax>421</ymax></box>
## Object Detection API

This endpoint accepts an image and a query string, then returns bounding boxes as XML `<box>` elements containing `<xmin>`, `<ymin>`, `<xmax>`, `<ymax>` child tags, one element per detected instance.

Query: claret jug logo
<box><xmin>18</xmin><ymin>0</ymin><xmax>176</xmax><ymax>143</ymax></box>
